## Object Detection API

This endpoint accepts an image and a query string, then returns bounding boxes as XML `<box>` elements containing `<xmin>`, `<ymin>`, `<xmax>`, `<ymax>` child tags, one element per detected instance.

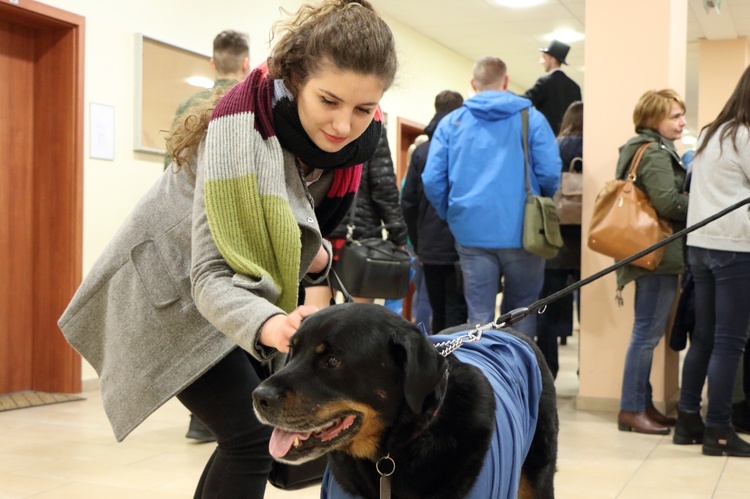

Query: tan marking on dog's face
<box><xmin>315</xmin><ymin>343</ymin><xmax>326</xmax><ymax>354</ymax></box>
<box><xmin>315</xmin><ymin>400</ymin><xmax>385</xmax><ymax>460</ymax></box>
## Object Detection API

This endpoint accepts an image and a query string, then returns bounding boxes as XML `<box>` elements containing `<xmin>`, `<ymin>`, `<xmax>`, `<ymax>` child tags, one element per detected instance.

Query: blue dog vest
<box><xmin>320</xmin><ymin>328</ymin><xmax>543</xmax><ymax>498</ymax></box>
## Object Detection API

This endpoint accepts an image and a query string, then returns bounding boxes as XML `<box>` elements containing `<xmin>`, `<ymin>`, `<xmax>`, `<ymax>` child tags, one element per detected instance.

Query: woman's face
<box><xmin>296</xmin><ymin>63</ymin><xmax>384</xmax><ymax>153</ymax></box>
<box><xmin>656</xmin><ymin>102</ymin><xmax>686</xmax><ymax>141</ymax></box>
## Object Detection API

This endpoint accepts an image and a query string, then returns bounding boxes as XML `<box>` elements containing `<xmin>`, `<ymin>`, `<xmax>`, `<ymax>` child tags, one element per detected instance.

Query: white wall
<box><xmin>38</xmin><ymin>0</ymin><xmax>473</xmax><ymax>382</ymax></box>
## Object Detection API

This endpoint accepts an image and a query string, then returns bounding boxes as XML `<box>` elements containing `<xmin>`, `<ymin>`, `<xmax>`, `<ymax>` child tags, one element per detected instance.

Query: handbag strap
<box><xmin>327</xmin><ymin>268</ymin><xmax>354</xmax><ymax>305</ymax></box>
<box><xmin>345</xmin><ymin>192</ymin><xmax>359</xmax><ymax>241</ymax></box>
<box><xmin>627</xmin><ymin>142</ymin><xmax>652</xmax><ymax>181</ymax></box>
<box><xmin>568</xmin><ymin>157</ymin><xmax>583</xmax><ymax>173</ymax></box>
<box><xmin>521</xmin><ymin>108</ymin><xmax>532</xmax><ymax>195</ymax></box>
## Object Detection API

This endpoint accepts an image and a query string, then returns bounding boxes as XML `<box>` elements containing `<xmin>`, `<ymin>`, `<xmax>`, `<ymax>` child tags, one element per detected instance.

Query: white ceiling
<box><xmin>370</xmin><ymin>0</ymin><xmax>750</xmax><ymax>138</ymax></box>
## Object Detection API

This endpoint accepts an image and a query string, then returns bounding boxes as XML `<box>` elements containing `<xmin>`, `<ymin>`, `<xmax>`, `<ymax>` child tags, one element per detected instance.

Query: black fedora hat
<box><xmin>539</xmin><ymin>40</ymin><xmax>570</xmax><ymax>65</ymax></box>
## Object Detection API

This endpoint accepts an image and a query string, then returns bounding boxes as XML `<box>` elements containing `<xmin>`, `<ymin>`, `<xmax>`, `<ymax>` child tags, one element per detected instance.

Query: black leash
<box><xmin>493</xmin><ymin>196</ymin><xmax>750</xmax><ymax>328</ymax></box>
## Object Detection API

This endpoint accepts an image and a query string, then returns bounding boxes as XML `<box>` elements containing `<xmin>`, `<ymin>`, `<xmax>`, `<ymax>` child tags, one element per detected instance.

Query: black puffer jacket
<box><xmin>401</xmin><ymin>112</ymin><xmax>459</xmax><ymax>264</ymax></box>
<box><xmin>330</xmin><ymin>127</ymin><xmax>408</xmax><ymax>245</ymax></box>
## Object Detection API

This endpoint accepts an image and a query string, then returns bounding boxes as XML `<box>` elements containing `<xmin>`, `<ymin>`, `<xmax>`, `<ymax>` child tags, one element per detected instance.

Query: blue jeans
<box><xmin>679</xmin><ymin>247</ymin><xmax>750</xmax><ymax>426</ymax></box>
<box><xmin>456</xmin><ymin>244</ymin><xmax>544</xmax><ymax>338</ymax></box>
<box><xmin>620</xmin><ymin>273</ymin><xmax>678</xmax><ymax>412</ymax></box>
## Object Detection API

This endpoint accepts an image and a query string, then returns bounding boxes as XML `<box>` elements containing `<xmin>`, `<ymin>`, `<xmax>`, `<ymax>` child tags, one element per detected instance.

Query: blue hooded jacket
<box><xmin>422</xmin><ymin>91</ymin><xmax>561</xmax><ymax>248</ymax></box>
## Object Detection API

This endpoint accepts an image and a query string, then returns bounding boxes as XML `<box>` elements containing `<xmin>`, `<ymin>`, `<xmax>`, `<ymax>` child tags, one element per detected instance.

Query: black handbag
<box><xmin>669</xmin><ymin>269</ymin><xmax>695</xmax><ymax>352</ymax></box>
<box><xmin>332</xmin><ymin>195</ymin><xmax>411</xmax><ymax>299</ymax></box>
<box><xmin>268</xmin><ymin>456</ymin><xmax>328</xmax><ymax>490</ymax></box>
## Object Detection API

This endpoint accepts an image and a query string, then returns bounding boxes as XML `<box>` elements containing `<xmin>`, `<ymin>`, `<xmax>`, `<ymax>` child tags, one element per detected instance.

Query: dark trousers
<box><xmin>679</xmin><ymin>247</ymin><xmax>750</xmax><ymax>426</ymax></box>
<box><xmin>423</xmin><ymin>263</ymin><xmax>467</xmax><ymax>333</ymax></box>
<box><xmin>536</xmin><ymin>268</ymin><xmax>579</xmax><ymax>379</ymax></box>
<box><xmin>177</xmin><ymin>348</ymin><xmax>273</xmax><ymax>499</ymax></box>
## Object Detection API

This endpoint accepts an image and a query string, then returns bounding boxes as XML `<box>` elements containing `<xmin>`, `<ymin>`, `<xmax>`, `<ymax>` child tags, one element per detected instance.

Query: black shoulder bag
<box><xmin>332</xmin><ymin>193</ymin><xmax>411</xmax><ymax>299</ymax></box>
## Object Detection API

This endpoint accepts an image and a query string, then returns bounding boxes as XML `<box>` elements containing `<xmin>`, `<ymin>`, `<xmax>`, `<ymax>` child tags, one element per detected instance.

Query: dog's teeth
<box><xmin>293</xmin><ymin>436</ymin><xmax>300</xmax><ymax>448</ymax></box>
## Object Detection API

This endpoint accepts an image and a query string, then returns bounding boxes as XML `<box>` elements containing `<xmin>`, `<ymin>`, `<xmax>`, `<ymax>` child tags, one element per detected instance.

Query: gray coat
<box><xmin>58</xmin><ymin>144</ymin><xmax>331</xmax><ymax>441</ymax></box>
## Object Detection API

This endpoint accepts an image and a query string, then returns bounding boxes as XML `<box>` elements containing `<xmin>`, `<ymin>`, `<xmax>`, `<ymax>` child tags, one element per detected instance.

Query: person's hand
<box><xmin>308</xmin><ymin>245</ymin><xmax>329</xmax><ymax>274</ymax></box>
<box><xmin>258</xmin><ymin>305</ymin><xmax>318</xmax><ymax>353</ymax></box>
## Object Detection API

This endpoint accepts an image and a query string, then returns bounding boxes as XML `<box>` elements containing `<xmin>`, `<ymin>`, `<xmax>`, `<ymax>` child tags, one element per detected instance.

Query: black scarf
<box><xmin>273</xmin><ymin>94</ymin><xmax>382</xmax><ymax>170</ymax></box>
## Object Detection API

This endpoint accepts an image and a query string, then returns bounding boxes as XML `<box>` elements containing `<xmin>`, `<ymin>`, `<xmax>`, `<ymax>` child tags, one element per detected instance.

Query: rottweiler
<box><xmin>253</xmin><ymin>303</ymin><xmax>558</xmax><ymax>499</ymax></box>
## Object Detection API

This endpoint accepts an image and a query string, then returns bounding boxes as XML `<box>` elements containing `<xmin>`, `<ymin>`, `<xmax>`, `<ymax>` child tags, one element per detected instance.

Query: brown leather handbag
<box><xmin>587</xmin><ymin>143</ymin><xmax>673</xmax><ymax>270</ymax></box>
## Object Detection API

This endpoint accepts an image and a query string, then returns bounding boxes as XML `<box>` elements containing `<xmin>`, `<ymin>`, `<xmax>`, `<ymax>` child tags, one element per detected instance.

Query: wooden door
<box><xmin>0</xmin><ymin>0</ymin><xmax>84</xmax><ymax>394</ymax></box>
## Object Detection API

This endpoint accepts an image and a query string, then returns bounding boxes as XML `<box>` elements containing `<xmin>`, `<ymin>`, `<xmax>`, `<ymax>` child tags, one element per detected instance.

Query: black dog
<box><xmin>253</xmin><ymin>303</ymin><xmax>558</xmax><ymax>498</ymax></box>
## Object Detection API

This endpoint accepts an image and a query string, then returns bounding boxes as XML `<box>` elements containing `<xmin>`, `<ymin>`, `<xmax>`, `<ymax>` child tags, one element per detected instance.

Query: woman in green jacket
<box><xmin>616</xmin><ymin>89</ymin><xmax>689</xmax><ymax>435</ymax></box>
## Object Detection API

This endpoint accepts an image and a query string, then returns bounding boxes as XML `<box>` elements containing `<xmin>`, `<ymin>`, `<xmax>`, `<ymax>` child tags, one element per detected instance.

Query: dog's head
<box><xmin>252</xmin><ymin>303</ymin><xmax>448</xmax><ymax>464</ymax></box>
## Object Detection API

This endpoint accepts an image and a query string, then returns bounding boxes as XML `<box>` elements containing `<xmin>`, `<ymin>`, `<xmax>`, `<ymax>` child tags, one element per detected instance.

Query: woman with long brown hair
<box><xmin>536</xmin><ymin>100</ymin><xmax>582</xmax><ymax>379</ymax></box>
<box><xmin>58</xmin><ymin>1</ymin><xmax>398</xmax><ymax>496</ymax></box>
<box><xmin>673</xmin><ymin>65</ymin><xmax>750</xmax><ymax>457</ymax></box>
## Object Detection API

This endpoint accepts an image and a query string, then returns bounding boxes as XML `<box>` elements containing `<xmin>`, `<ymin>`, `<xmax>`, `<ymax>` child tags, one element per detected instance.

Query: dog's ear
<box><xmin>390</xmin><ymin>326</ymin><xmax>448</xmax><ymax>414</ymax></box>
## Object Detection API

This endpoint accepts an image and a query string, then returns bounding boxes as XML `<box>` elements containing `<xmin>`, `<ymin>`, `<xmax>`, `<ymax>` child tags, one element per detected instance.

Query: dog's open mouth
<box><xmin>268</xmin><ymin>413</ymin><xmax>359</xmax><ymax>462</ymax></box>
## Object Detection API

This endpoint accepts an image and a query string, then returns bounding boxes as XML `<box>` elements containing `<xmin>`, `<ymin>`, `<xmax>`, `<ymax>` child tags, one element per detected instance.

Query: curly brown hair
<box><xmin>166</xmin><ymin>0</ymin><xmax>397</xmax><ymax>170</ymax></box>
<box><xmin>165</xmin><ymin>84</ymin><xmax>233</xmax><ymax>170</ymax></box>
<box><xmin>268</xmin><ymin>0</ymin><xmax>397</xmax><ymax>97</ymax></box>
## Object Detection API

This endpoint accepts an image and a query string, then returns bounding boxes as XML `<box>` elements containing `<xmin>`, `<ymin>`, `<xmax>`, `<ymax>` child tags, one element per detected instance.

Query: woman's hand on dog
<box><xmin>259</xmin><ymin>305</ymin><xmax>319</xmax><ymax>352</ymax></box>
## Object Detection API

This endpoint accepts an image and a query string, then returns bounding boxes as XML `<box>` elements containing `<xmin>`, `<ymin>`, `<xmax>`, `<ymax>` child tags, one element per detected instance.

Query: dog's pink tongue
<box><xmin>269</xmin><ymin>428</ymin><xmax>311</xmax><ymax>458</ymax></box>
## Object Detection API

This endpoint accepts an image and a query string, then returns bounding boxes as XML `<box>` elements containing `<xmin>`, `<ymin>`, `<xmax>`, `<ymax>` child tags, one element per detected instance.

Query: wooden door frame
<box><xmin>395</xmin><ymin>117</ymin><xmax>425</xmax><ymax>187</ymax></box>
<box><xmin>1</xmin><ymin>0</ymin><xmax>84</xmax><ymax>393</ymax></box>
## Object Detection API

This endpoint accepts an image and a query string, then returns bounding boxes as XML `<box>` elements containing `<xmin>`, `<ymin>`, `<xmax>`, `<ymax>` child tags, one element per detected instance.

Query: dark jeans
<box><xmin>423</xmin><ymin>263</ymin><xmax>467</xmax><ymax>333</ymax></box>
<box><xmin>177</xmin><ymin>348</ymin><xmax>273</xmax><ymax>499</ymax></box>
<box><xmin>536</xmin><ymin>268</ymin><xmax>580</xmax><ymax>379</ymax></box>
<box><xmin>679</xmin><ymin>247</ymin><xmax>750</xmax><ymax>426</ymax></box>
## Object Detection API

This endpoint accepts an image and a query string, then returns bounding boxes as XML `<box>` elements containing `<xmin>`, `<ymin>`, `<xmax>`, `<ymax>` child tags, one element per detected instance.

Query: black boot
<box><xmin>732</xmin><ymin>400</ymin><xmax>750</xmax><ymax>434</ymax></box>
<box><xmin>673</xmin><ymin>409</ymin><xmax>704</xmax><ymax>445</ymax></box>
<box><xmin>186</xmin><ymin>414</ymin><xmax>216</xmax><ymax>443</ymax></box>
<box><xmin>702</xmin><ymin>425</ymin><xmax>750</xmax><ymax>457</ymax></box>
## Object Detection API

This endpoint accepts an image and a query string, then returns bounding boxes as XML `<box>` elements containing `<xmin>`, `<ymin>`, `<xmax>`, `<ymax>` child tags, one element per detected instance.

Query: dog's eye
<box><xmin>324</xmin><ymin>355</ymin><xmax>342</xmax><ymax>369</ymax></box>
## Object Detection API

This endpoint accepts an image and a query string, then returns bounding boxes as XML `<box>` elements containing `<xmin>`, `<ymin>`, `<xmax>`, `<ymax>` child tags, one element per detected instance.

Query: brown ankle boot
<box><xmin>618</xmin><ymin>410</ymin><xmax>670</xmax><ymax>435</ymax></box>
<box><xmin>646</xmin><ymin>406</ymin><xmax>677</xmax><ymax>426</ymax></box>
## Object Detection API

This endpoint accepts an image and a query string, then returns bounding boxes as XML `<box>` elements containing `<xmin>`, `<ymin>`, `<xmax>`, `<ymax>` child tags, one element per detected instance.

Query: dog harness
<box><xmin>320</xmin><ymin>328</ymin><xmax>543</xmax><ymax>499</ymax></box>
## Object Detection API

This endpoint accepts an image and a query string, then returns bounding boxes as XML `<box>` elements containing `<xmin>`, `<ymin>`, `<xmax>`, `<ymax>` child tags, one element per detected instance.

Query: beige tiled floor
<box><xmin>1</xmin><ymin>331</ymin><xmax>749</xmax><ymax>498</ymax></box>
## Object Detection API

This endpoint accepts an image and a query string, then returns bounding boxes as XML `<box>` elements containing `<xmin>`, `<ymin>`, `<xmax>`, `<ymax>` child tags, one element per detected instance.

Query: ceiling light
<box><xmin>485</xmin><ymin>0</ymin><xmax>547</xmax><ymax>8</ymax></box>
<box><xmin>186</xmin><ymin>76</ymin><xmax>214</xmax><ymax>89</ymax></box>
<box><xmin>543</xmin><ymin>28</ymin><xmax>585</xmax><ymax>44</ymax></box>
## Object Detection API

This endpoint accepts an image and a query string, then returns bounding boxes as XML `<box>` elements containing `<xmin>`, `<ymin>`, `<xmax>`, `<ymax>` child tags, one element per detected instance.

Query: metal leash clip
<box><xmin>434</xmin><ymin>322</ymin><xmax>495</xmax><ymax>357</ymax></box>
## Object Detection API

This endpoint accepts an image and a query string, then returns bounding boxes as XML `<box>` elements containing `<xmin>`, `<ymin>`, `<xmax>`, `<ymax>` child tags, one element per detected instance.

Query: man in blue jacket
<box><xmin>422</xmin><ymin>56</ymin><xmax>560</xmax><ymax>339</ymax></box>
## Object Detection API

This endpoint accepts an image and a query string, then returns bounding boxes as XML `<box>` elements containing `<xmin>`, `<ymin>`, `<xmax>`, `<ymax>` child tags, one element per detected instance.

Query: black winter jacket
<box><xmin>401</xmin><ymin>112</ymin><xmax>459</xmax><ymax>265</ymax></box>
<box><xmin>330</xmin><ymin>127</ymin><xmax>407</xmax><ymax>245</ymax></box>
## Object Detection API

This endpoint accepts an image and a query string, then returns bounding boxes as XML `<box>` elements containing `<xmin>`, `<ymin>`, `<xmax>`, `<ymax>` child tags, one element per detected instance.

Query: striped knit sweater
<box><xmin>204</xmin><ymin>66</ymin><xmax>363</xmax><ymax>313</ymax></box>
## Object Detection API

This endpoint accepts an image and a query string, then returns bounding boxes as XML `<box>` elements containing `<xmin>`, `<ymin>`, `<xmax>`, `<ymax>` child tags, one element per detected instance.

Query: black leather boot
<box><xmin>186</xmin><ymin>414</ymin><xmax>216</xmax><ymax>443</ymax></box>
<box><xmin>732</xmin><ymin>400</ymin><xmax>750</xmax><ymax>434</ymax></box>
<box><xmin>673</xmin><ymin>409</ymin><xmax>704</xmax><ymax>445</ymax></box>
<box><xmin>702</xmin><ymin>425</ymin><xmax>750</xmax><ymax>457</ymax></box>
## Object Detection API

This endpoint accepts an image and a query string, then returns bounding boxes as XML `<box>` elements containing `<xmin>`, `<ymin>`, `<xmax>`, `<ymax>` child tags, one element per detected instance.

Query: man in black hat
<box><xmin>524</xmin><ymin>39</ymin><xmax>581</xmax><ymax>136</ymax></box>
